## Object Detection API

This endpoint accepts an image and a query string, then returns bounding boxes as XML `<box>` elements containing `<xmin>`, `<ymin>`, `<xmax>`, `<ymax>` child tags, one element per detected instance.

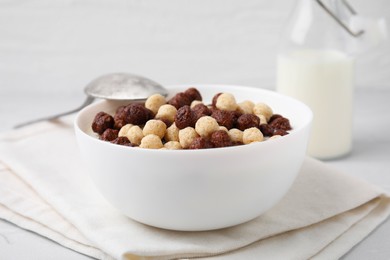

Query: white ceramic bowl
<box><xmin>75</xmin><ymin>84</ymin><xmax>312</xmax><ymax>231</ymax></box>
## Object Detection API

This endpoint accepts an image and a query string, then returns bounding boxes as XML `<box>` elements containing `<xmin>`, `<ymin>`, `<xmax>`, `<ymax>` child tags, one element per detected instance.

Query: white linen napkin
<box><xmin>0</xmin><ymin>116</ymin><xmax>389</xmax><ymax>260</ymax></box>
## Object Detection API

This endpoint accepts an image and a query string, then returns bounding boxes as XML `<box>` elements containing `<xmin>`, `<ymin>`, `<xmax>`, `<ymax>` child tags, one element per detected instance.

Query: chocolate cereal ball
<box><xmin>145</xmin><ymin>93</ymin><xmax>166</xmax><ymax>115</ymax></box>
<box><xmin>189</xmin><ymin>137</ymin><xmax>214</xmax><ymax>149</ymax></box>
<box><xmin>124</xmin><ymin>103</ymin><xmax>151</xmax><ymax>125</ymax></box>
<box><xmin>143</xmin><ymin>119</ymin><xmax>167</xmax><ymax>139</ymax></box>
<box><xmin>210</xmin><ymin>130</ymin><xmax>232</xmax><ymax>148</ymax></box>
<box><xmin>211</xmin><ymin>109</ymin><xmax>237</xmax><ymax>129</ymax></box>
<box><xmin>139</xmin><ymin>134</ymin><xmax>163</xmax><ymax>149</ymax></box>
<box><xmin>236</xmin><ymin>114</ymin><xmax>260</xmax><ymax>131</ymax></box>
<box><xmin>195</xmin><ymin>116</ymin><xmax>220</xmax><ymax>138</ymax></box>
<box><xmin>100</xmin><ymin>128</ymin><xmax>119</xmax><ymax>141</ymax></box>
<box><xmin>211</xmin><ymin>93</ymin><xmax>222</xmax><ymax>108</ymax></box>
<box><xmin>179</xmin><ymin>127</ymin><xmax>199</xmax><ymax>149</ymax></box>
<box><xmin>113</xmin><ymin>106</ymin><xmax>127</xmax><ymax>129</ymax></box>
<box><xmin>259</xmin><ymin>124</ymin><xmax>274</xmax><ymax>137</ymax></box>
<box><xmin>164</xmin><ymin>123</ymin><xmax>180</xmax><ymax>142</ymax></box>
<box><xmin>92</xmin><ymin>112</ymin><xmax>115</xmax><ymax>134</ymax></box>
<box><xmin>155</xmin><ymin>104</ymin><xmax>177</xmax><ymax>124</ymax></box>
<box><xmin>175</xmin><ymin>105</ymin><xmax>195</xmax><ymax>129</ymax></box>
<box><xmin>243</xmin><ymin>127</ymin><xmax>264</xmax><ymax>144</ymax></box>
<box><xmin>111</xmin><ymin>136</ymin><xmax>132</xmax><ymax>146</ymax></box>
<box><xmin>192</xmin><ymin>104</ymin><xmax>211</xmax><ymax>121</ymax></box>
<box><xmin>253</xmin><ymin>102</ymin><xmax>273</xmax><ymax>122</ymax></box>
<box><xmin>185</xmin><ymin>87</ymin><xmax>202</xmax><ymax>102</ymax></box>
<box><xmin>216</xmin><ymin>93</ymin><xmax>238</xmax><ymax>111</ymax></box>
<box><xmin>269</xmin><ymin>117</ymin><xmax>292</xmax><ymax>131</ymax></box>
<box><xmin>168</xmin><ymin>92</ymin><xmax>192</xmax><ymax>109</ymax></box>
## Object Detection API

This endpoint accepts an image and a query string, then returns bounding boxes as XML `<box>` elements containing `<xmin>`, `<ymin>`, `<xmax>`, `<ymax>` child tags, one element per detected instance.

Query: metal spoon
<box><xmin>14</xmin><ymin>73</ymin><xmax>168</xmax><ymax>128</ymax></box>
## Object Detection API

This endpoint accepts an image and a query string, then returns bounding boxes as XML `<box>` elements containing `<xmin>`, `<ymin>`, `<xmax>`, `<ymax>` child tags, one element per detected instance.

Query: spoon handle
<box><xmin>14</xmin><ymin>96</ymin><xmax>95</xmax><ymax>129</ymax></box>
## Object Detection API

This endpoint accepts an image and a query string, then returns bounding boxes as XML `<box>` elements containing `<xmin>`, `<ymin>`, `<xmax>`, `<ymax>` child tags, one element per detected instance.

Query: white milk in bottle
<box><xmin>277</xmin><ymin>50</ymin><xmax>354</xmax><ymax>159</ymax></box>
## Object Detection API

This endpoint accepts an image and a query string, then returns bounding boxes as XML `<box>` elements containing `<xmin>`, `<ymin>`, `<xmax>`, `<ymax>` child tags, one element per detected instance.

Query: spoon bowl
<box><xmin>14</xmin><ymin>73</ymin><xmax>167</xmax><ymax>128</ymax></box>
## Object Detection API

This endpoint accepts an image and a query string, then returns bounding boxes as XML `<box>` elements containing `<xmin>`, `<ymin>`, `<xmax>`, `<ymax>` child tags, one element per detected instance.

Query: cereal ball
<box><xmin>237</xmin><ymin>100</ymin><xmax>255</xmax><ymax>114</ymax></box>
<box><xmin>118</xmin><ymin>124</ymin><xmax>134</xmax><ymax>137</ymax></box>
<box><xmin>211</xmin><ymin>109</ymin><xmax>238</xmax><ymax>129</ymax></box>
<box><xmin>125</xmin><ymin>125</ymin><xmax>144</xmax><ymax>145</ymax></box>
<box><xmin>218</xmin><ymin>126</ymin><xmax>228</xmax><ymax>132</ymax></box>
<box><xmin>195</xmin><ymin>116</ymin><xmax>220</xmax><ymax>138</ymax></box>
<box><xmin>143</xmin><ymin>119</ymin><xmax>167</xmax><ymax>139</ymax></box>
<box><xmin>269</xmin><ymin>117</ymin><xmax>292</xmax><ymax>131</ymax></box>
<box><xmin>185</xmin><ymin>87</ymin><xmax>202</xmax><ymax>102</ymax></box>
<box><xmin>168</xmin><ymin>92</ymin><xmax>192</xmax><ymax>109</ymax></box>
<box><xmin>92</xmin><ymin>112</ymin><xmax>115</xmax><ymax>134</ymax></box>
<box><xmin>175</xmin><ymin>105</ymin><xmax>195</xmax><ymax>129</ymax></box>
<box><xmin>192</xmin><ymin>104</ymin><xmax>211</xmax><ymax>121</ymax></box>
<box><xmin>269</xmin><ymin>135</ymin><xmax>282</xmax><ymax>140</ymax></box>
<box><xmin>189</xmin><ymin>137</ymin><xmax>214</xmax><ymax>149</ymax></box>
<box><xmin>269</xmin><ymin>114</ymin><xmax>283</xmax><ymax>124</ymax></box>
<box><xmin>211</xmin><ymin>93</ymin><xmax>222</xmax><ymax>108</ymax></box>
<box><xmin>100</xmin><ymin>128</ymin><xmax>119</xmax><ymax>141</ymax></box>
<box><xmin>273</xmin><ymin>129</ymin><xmax>289</xmax><ymax>136</ymax></box>
<box><xmin>179</xmin><ymin>127</ymin><xmax>199</xmax><ymax>149</ymax></box>
<box><xmin>228</xmin><ymin>128</ymin><xmax>243</xmax><ymax>143</ymax></box>
<box><xmin>145</xmin><ymin>94</ymin><xmax>166</xmax><ymax>115</ymax></box>
<box><xmin>111</xmin><ymin>136</ymin><xmax>132</xmax><ymax>146</ymax></box>
<box><xmin>210</xmin><ymin>130</ymin><xmax>232</xmax><ymax>148</ymax></box>
<box><xmin>236</xmin><ymin>114</ymin><xmax>260</xmax><ymax>131</ymax></box>
<box><xmin>216</xmin><ymin>93</ymin><xmax>237</xmax><ymax>111</ymax></box>
<box><xmin>164</xmin><ymin>141</ymin><xmax>182</xmax><ymax>150</ymax></box>
<box><xmin>155</xmin><ymin>104</ymin><xmax>177</xmax><ymax>123</ymax></box>
<box><xmin>243</xmin><ymin>127</ymin><xmax>264</xmax><ymax>144</ymax></box>
<box><xmin>253</xmin><ymin>103</ymin><xmax>273</xmax><ymax>122</ymax></box>
<box><xmin>113</xmin><ymin>106</ymin><xmax>127</xmax><ymax>129</ymax></box>
<box><xmin>139</xmin><ymin>134</ymin><xmax>163</xmax><ymax>149</ymax></box>
<box><xmin>190</xmin><ymin>100</ymin><xmax>204</xmax><ymax>108</ymax></box>
<box><xmin>124</xmin><ymin>103</ymin><xmax>151</xmax><ymax>125</ymax></box>
<box><xmin>259</xmin><ymin>124</ymin><xmax>274</xmax><ymax>137</ymax></box>
<box><xmin>165</xmin><ymin>123</ymin><xmax>179</xmax><ymax>142</ymax></box>
<box><xmin>257</xmin><ymin>114</ymin><xmax>267</xmax><ymax>125</ymax></box>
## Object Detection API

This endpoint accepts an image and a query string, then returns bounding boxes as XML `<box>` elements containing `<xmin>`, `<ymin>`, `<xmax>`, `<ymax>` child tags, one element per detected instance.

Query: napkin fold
<box><xmin>0</xmin><ymin>116</ymin><xmax>389</xmax><ymax>260</ymax></box>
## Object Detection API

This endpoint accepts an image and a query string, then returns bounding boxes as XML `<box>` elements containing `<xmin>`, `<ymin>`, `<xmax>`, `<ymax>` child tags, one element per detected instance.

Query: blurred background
<box><xmin>0</xmin><ymin>0</ymin><xmax>389</xmax><ymax>128</ymax></box>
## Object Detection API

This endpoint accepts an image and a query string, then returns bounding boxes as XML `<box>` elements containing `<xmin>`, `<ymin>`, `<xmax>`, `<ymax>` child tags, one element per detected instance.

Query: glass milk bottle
<box><xmin>276</xmin><ymin>0</ymin><xmax>362</xmax><ymax>160</ymax></box>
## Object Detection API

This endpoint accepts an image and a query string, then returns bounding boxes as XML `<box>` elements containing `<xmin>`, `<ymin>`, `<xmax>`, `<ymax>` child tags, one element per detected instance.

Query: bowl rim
<box><xmin>74</xmin><ymin>84</ymin><xmax>313</xmax><ymax>154</ymax></box>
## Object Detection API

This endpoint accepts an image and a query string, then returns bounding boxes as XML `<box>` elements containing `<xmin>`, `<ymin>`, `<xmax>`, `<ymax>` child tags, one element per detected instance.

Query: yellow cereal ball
<box><xmin>257</xmin><ymin>114</ymin><xmax>267</xmax><ymax>125</ymax></box>
<box><xmin>155</xmin><ymin>104</ymin><xmax>177</xmax><ymax>123</ymax></box>
<box><xmin>139</xmin><ymin>134</ymin><xmax>164</xmax><ymax>149</ymax></box>
<box><xmin>216</xmin><ymin>93</ymin><xmax>237</xmax><ymax>111</ymax></box>
<box><xmin>228</xmin><ymin>128</ymin><xmax>243</xmax><ymax>143</ymax></box>
<box><xmin>118</xmin><ymin>124</ymin><xmax>134</xmax><ymax>137</ymax></box>
<box><xmin>145</xmin><ymin>94</ymin><xmax>166</xmax><ymax>115</ymax></box>
<box><xmin>179</xmin><ymin>127</ymin><xmax>199</xmax><ymax>149</ymax></box>
<box><xmin>218</xmin><ymin>126</ymin><xmax>228</xmax><ymax>133</ymax></box>
<box><xmin>195</xmin><ymin>116</ymin><xmax>219</xmax><ymax>138</ymax></box>
<box><xmin>269</xmin><ymin>135</ymin><xmax>282</xmax><ymax>140</ymax></box>
<box><xmin>126</xmin><ymin>125</ymin><xmax>144</xmax><ymax>145</ymax></box>
<box><xmin>190</xmin><ymin>100</ymin><xmax>204</xmax><ymax>108</ymax></box>
<box><xmin>243</xmin><ymin>127</ymin><xmax>264</xmax><ymax>144</ymax></box>
<box><xmin>237</xmin><ymin>100</ymin><xmax>255</xmax><ymax>114</ymax></box>
<box><xmin>165</xmin><ymin>123</ymin><xmax>179</xmax><ymax>142</ymax></box>
<box><xmin>143</xmin><ymin>119</ymin><xmax>167</xmax><ymax>139</ymax></box>
<box><xmin>164</xmin><ymin>141</ymin><xmax>182</xmax><ymax>150</ymax></box>
<box><xmin>253</xmin><ymin>102</ymin><xmax>273</xmax><ymax>122</ymax></box>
